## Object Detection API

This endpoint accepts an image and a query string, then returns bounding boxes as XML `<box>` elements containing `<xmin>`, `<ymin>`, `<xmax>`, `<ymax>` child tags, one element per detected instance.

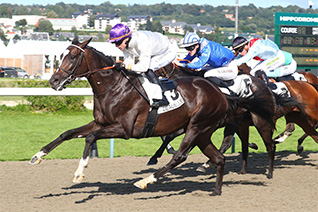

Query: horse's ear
<box><xmin>72</xmin><ymin>37</ymin><xmax>79</xmax><ymax>44</ymax></box>
<box><xmin>82</xmin><ymin>37</ymin><xmax>92</xmax><ymax>48</ymax></box>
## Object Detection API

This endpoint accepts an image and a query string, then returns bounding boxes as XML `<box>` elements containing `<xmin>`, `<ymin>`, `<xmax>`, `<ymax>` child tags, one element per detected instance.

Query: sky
<box><xmin>0</xmin><ymin>0</ymin><xmax>317</xmax><ymax>9</ymax></box>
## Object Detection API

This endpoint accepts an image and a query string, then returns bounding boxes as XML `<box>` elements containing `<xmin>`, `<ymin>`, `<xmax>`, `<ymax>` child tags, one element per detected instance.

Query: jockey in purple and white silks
<box><xmin>232</xmin><ymin>37</ymin><xmax>297</xmax><ymax>83</ymax></box>
<box><xmin>175</xmin><ymin>32</ymin><xmax>237</xmax><ymax>81</ymax></box>
<box><xmin>108</xmin><ymin>23</ymin><xmax>177</xmax><ymax>108</ymax></box>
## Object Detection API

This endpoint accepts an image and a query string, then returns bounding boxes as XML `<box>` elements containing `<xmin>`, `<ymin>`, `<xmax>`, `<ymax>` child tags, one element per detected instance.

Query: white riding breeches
<box><xmin>250</xmin><ymin>50</ymin><xmax>295</xmax><ymax>77</ymax></box>
<box><xmin>267</xmin><ymin>59</ymin><xmax>297</xmax><ymax>78</ymax></box>
<box><xmin>149</xmin><ymin>43</ymin><xmax>177</xmax><ymax>71</ymax></box>
<box><xmin>203</xmin><ymin>60</ymin><xmax>238</xmax><ymax>81</ymax></box>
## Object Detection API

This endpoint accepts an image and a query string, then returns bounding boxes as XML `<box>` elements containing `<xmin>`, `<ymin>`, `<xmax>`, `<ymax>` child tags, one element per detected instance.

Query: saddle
<box><xmin>271</xmin><ymin>74</ymin><xmax>295</xmax><ymax>82</ymax></box>
<box><xmin>140</xmin><ymin>78</ymin><xmax>183</xmax><ymax>138</ymax></box>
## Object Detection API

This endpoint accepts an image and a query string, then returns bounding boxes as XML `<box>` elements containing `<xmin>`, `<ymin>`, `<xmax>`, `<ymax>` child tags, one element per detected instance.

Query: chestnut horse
<box><xmin>239</xmin><ymin>64</ymin><xmax>318</xmax><ymax>153</ymax></box>
<box><xmin>28</xmin><ymin>38</ymin><xmax>273</xmax><ymax>195</ymax></box>
<box><xmin>151</xmin><ymin>63</ymin><xmax>316</xmax><ymax>177</ymax></box>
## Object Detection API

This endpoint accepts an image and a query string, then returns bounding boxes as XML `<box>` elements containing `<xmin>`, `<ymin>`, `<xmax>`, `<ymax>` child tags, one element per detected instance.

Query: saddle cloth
<box><xmin>268</xmin><ymin>82</ymin><xmax>291</xmax><ymax>98</ymax></box>
<box><xmin>218</xmin><ymin>75</ymin><xmax>253</xmax><ymax>98</ymax></box>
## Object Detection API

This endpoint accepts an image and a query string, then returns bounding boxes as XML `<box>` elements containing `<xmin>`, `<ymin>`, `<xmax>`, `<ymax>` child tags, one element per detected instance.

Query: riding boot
<box><xmin>145</xmin><ymin>69</ymin><xmax>169</xmax><ymax>108</ymax></box>
<box><xmin>255</xmin><ymin>70</ymin><xmax>269</xmax><ymax>85</ymax></box>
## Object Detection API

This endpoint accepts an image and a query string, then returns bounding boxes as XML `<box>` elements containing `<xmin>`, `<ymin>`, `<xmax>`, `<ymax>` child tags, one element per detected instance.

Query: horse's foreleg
<box><xmin>237</xmin><ymin>124</ymin><xmax>249</xmax><ymax>175</ymax></box>
<box><xmin>253</xmin><ymin>116</ymin><xmax>275</xmax><ymax>179</ymax></box>
<box><xmin>147</xmin><ymin>129</ymin><xmax>184</xmax><ymax>165</ymax></box>
<box><xmin>297</xmin><ymin>123</ymin><xmax>317</xmax><ymax>154</ymax></box>
<box><xmin>29</xmin><ymin>121</ymin><xmax>102</xmax><ymax>165</ymax></box>
<box><xmin>274</xmin><ymin>122</ymin><xmax>295</xmax><ymax>144</ymax></box>
<box><xmin>73</xmin><ymin>123</ymin><xmax>128</xmax><ymax>183</ymax></box>
<box><xmin>135</xmin><ymin>129</ymin><xmax>199</xmax><ymax>190</ymax></box>
<box><xmin>196</xmin><ymin>124</ymin><xmax>235</xmax><ymax>173</ymax></box>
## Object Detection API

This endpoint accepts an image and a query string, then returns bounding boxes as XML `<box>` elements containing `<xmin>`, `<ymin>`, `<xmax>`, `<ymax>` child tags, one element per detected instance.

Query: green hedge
<box><xmin>1</xmin><ymin>78</ymin><xmax>91</xmax><ymax>111</ymax></box>
<box><xmin>0</xmin><ymin>78</ymin><xmax>90</xmax><ymax>88</ymax></box>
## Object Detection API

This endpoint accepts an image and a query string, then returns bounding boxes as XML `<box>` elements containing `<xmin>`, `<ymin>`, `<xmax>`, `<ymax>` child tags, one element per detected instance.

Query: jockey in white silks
<box><xmin>232</xmin><ymin>37</ymin><xmax>297</xmax><ymax>84</ymax></box>
<box><xmin>108</xmin><ymin>23</ymin><xmax>177</xmax><ymax>108</ymax></box>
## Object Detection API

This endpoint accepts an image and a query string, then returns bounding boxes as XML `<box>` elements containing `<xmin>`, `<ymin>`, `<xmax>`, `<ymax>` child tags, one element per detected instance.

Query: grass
<box><xmin>0</xmin><ymin>109</ymin><xmax>317</xmax><ymax>161</ymax></box>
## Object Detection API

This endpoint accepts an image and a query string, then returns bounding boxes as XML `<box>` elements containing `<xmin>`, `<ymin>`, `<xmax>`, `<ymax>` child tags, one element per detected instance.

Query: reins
<box><xmin>59</xmin><ymin>44</ymin><xmax>151</xmax><ymax>104</ymax></box>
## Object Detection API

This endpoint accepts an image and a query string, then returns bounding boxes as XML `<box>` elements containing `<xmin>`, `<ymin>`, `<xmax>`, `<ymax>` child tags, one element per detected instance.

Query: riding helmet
<box><xmin>108</xmin><ymin>23</ymin><xmax>132</xmax><ymax>43</ymax></box>
<box><xmin>232</xmin><ymin>36</ymin><xmax>248</xmax><ymax>52</ymax></box>
<box><xmin>179</xmin><ymin>32</ymin><xmax>200</xmax><ymax>48</ymax></box>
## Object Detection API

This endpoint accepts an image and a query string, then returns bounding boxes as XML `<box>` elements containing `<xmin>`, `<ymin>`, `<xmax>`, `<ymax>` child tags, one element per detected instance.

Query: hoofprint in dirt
<box><xmin>1</xmin><ymin>151</ymin><xmax>317</xmax><ymax>212</ymax></box>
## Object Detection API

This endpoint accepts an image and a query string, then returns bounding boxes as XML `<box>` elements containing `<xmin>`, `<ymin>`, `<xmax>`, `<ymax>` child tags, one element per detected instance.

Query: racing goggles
<box><xmin>185</xmin><ymin>45</ymin><xmax>196</xmax><ymax>51</ymax></box>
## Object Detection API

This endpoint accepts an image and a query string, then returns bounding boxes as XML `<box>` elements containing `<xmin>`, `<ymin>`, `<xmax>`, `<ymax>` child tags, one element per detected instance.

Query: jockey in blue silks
<box><xmin>232</xmin><ymin>36</ymin><xmax>297</xmax><ymax>84</ymax></box>
<box><xmin>174</xmin><ymin>32</ymin><xmax>238</xmax><ymax>82</ymax></box>
<box><xmin>108</xmin><ymin>23</ymin><xmax>177</xmax><ymax>108</ymax></box>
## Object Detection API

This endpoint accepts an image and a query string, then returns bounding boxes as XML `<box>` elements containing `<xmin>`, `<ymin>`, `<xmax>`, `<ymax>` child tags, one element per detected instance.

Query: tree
<box><xmin>105</xmin><ymin>25</ymin><xmax>112</xmax><ymax>34</ymax></box>
<box><xmin>15</xmin><ymin>19</ymin><xmax>27</xmax><ymax>27</ymax></box>
<box><xmin>35</xmin><ymin>19</ymin><xmax>54</xmax><ymax>35</ymax></box>
<box><xmin>71</xmin><ymin>26</ymin><xmax>78</xmax><ymax>37</ymax></box>
<box><xmin>47</xmin><ymin>10</ymin><xmax>58</xmax><ymax>18</ymax></box>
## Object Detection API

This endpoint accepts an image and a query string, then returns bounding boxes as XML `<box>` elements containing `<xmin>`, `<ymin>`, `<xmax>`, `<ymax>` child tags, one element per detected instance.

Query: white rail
<box><xmin>0</xmin><ymin>88</ymin><xmax>93</xmax><ymax>96</ymax></box>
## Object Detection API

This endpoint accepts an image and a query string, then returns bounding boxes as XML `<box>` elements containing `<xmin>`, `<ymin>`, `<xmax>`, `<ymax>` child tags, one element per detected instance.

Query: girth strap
<box><xmin>140</xmin><ymin>108</ymin><xmax>159</xmax><ymax>138</ymax></box>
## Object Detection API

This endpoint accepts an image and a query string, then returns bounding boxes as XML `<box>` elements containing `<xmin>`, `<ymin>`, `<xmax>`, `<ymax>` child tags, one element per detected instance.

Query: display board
<box><xmin>274</xmin><ymin>12</ymin><xmax>318</xmax><ymax>70</ymax></box>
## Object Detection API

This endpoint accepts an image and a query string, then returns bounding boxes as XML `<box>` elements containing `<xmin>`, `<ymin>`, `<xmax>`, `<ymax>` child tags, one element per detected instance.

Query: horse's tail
<box><xmin>225</xmin><ymin>88</ymin><xmax>276</xmax><ymax>130</ymax></box>
<box><xmin>273</xmin><ymin>93</ymin><xmax>306</xmax><ymax>115</ymax></box>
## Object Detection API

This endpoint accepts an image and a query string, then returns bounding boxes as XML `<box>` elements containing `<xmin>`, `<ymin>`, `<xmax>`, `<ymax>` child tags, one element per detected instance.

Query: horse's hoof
<box><xmin>134</xmin><ymin>174</ymin><xmax>157</xmax><ymax>189</ymax></box>
<box><xmin>196</xmin><ymin>166</ymin><xmax>207</xmax><ymax>173</ymax></box>
<box><xmin>297</xmin><ymin>146</ymin><xmax>303</xmax><ymax>155</ymax></box>
<box><xmin>167</xmin><ymin>148</ymin><xmax>177</xmax><ymax>155</ymax></box>
<box><xmin>248</xmin><ymin>143</ymin><xmax>258</xmax><ymax>150</ymax></box>
<box><xmin>28</xmin><ymin>156</ymin><xmax>42</xmax><ymax>165</ymax></box>
<box><xmin>73</xmin><ymin>175</ymin><xmax>85</xmax><ymax>183</ymax></box>
<box><xmin>209</xmin><ymin>190</ymin><xmax>221</xmax><ymax>196</ymax></box>
<box><xmin>239</xmin><ymin>170</ymin><xmax>246</xmax><ymax>175</ymax></box>
<box><xmin>147</xmin><ymin>158</ymin><xmax>158</xmax><ymax>166</ymax></box>
<box><xmin>267</xmin><ymin>174</ymin><xmax>273</xmax><ymax>179</ymax></box>
<box><xmin>134</xmin><ymin>180</ymin><xmax>147</xmax><ymax>189</ymax></box>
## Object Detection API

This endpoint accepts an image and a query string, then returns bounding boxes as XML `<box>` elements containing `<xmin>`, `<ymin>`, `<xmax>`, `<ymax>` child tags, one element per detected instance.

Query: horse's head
<box><xmin>50</xmin><ymin>37</ymin><xmax>111</xmax><ymax>91</ymax></box>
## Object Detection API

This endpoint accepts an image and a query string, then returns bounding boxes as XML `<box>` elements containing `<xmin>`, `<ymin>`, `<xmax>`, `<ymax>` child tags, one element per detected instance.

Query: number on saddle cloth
<box><xmin>268</xmin><ymin>82</ymin><xmax>291</xmax><ymax>98</ymax></box>
<box><xmin>206</xmin><ymin>76</ymin><xmax>253</xmax><ymax>98</ymax></box>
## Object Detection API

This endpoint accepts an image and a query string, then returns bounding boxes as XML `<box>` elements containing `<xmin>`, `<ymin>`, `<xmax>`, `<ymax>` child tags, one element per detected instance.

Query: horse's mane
<box><xmin>86</xmin><ymin>45</ymin><xmax>115</xmax><ymax>67</ymax></box>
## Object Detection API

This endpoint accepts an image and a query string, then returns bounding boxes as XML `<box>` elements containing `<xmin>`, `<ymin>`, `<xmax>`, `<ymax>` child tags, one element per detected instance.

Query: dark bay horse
<box><xmin>29</xmin><ymin>38</ymin><xmax>258</xmax><ymax>195</ymax></box>
<box><xmin>152</xmin><ymin>63</ymin><xmax>283</xmax><ymax>178</ymax></box>
<box><xmin>239</xmin><ymin>64</ymin><xmax>318</xmax><ymax>153</ymax></box>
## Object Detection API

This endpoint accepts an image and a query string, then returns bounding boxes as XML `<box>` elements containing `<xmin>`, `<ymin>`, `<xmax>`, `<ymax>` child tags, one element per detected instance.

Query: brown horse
<box><xmin>28</xmin><ymin>38</ymin><xmax>273</xmax><ymax>196</ymax></box>
<box><xmin>152</xmin><ymin>63</ymin><xmax>318</xmax><ymax>176</ymax></box>
<box><xmin>239</xmin><ymin>64</ymin><xmax>318</xmax><ymax>152</ymax></box>
<box><xmin>152</xmin><ymin>63</ymin><xmax>289</xmax><ymax>178</ymax></box>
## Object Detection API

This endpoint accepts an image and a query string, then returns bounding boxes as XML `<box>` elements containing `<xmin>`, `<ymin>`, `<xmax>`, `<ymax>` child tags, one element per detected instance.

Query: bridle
<box><xmin>57</xmin><ymin>44</ymin><xmax>115</xmax><ymax>82</ymax></box>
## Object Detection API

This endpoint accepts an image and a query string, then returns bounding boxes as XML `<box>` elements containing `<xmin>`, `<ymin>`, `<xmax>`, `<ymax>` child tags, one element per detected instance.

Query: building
<box><xmin>72</xmin><ymin>10</ymin><xmax>92</xmax><ymax>29</ymax></box>
<box><xmin>127</xmin><ymin>15</ymin><xmax>152</xmax><ymax>31</ymax></box>
<box><xmin>188</xmin><ymin>23</ymin><xmax>215</xmax><ymax>34</ymax></box>
<box><xmin>161</xmin><ymin>20</ymin><xmax>215</xmax><ymax>35</ymax></box>
<box><xmin>94</xmin><ymin>14</ymin><xmax>121</xmax><ymax>31</ymax></box>
<box><xmin>46</xmin><ymin>18</ymin><xmax>77</xmax><ymax>31</ymax></box>
<box><xmin>160</xmin><ymin>20</ymin><xmax>188</xmax><ymax>34</ymax></box>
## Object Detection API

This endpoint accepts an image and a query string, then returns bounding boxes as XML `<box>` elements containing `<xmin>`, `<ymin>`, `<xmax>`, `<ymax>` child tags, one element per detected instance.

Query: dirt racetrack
<box><xmin>1</xmin><ymin>151</ymin><xmax>317</xmax><ymax>212</ymax></box>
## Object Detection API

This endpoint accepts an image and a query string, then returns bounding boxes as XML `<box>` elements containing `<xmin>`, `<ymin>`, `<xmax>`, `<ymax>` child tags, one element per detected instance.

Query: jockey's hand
<box><xmin>114</xmin><ymin>62</ymin><xmax>126</xmax><ymax>70</ymax></box>
<box><xmin>173</xmin><ymin>59</ymin><xmax>183</xmax><ymax>67</ymax></box>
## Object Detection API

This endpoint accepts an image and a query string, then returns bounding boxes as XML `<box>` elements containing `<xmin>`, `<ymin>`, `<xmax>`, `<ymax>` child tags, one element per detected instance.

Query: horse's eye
<box><xmin>69</xmin><ymin>54</ymin><xmax>76</xmax><ymax>60</ymax></box>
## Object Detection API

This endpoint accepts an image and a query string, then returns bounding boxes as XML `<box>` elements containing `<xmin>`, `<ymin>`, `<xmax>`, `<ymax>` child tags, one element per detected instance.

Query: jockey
<box><xmin>174</xmin><ymin>32</ymin><xmax>238</xmax><ymax>86</ymax></box>
<box><xmin>232</xmin><ymin>36</ymin><xmax>297</xmax><ymax>84</ymax></box>
<box><xmin>108</xmin><ymin>23</ymin><xmax>177</xmax><ymax>108</ymax></box>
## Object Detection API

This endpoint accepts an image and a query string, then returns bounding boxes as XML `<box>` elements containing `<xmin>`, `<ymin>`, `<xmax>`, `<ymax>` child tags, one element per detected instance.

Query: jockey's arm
<box><xmin>183</xmin><ymin>46</ymin><xmax>211</xmax><ymax>69</ymax></box>
<box><xmin>234</xmin><ymin>45</ymin><xmax>260</xmax><ymax>67</ymax></box>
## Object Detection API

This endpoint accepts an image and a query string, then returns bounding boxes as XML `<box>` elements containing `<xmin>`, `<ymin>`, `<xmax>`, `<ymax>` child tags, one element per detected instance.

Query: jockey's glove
<box><xmin>114</xmin><ymin>62</ymin><xmax>126</xmax><ymax>71</ymax></box>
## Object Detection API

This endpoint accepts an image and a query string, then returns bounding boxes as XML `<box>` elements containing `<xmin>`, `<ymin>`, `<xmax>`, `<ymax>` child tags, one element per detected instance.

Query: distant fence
<box><xmin>0</xmin><ymin>87</ymin><xmax>114</xmax><ymax>158</ymax></box>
